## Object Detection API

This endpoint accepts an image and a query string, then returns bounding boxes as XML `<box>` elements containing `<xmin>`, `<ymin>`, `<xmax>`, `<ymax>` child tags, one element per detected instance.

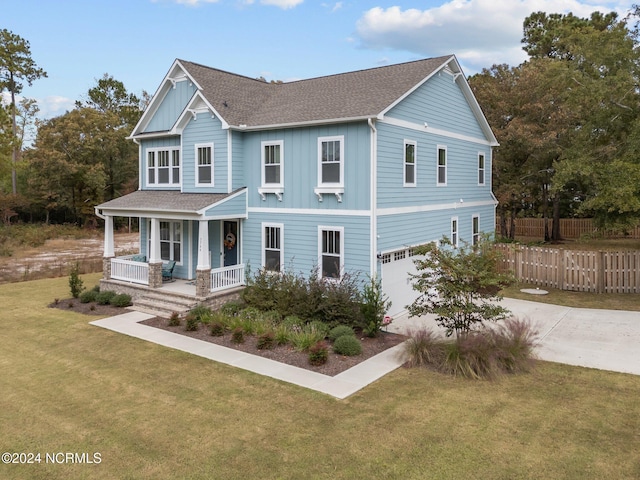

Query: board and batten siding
<box><xmin>376</xmin><ymin>122</ymin><xmax>492</xmax><ymax>210</ymax></box>
<box><xmin>144</xmin><ymin>80</ymin><xmax>197</xmax><ymax>133</ymax></box>
<box><xmin>243</xmin><ymin>212</ymin><xmax>371</xmax><ymax>279</ymax></box>
<box><xmin>376</xmin><ymin>203</ymin><xmax>496</xmax><ymax>254</ymax></box>
<box><xmin>231</xmin><ymin>130</ymin><xmax>245</xmax><ymax>191</ymax></box>
<box><xmin>242</xmin><ymin>122</ymin><xmax>371</xmax><ymax>211</ymax></box>
<box><xmin>140</xmin><ymin>137</ymin><xmax>181</xmax><ymax>190</ymax></box>
<box><xmin>181</xmin><ymin>113</ymin><xmax>229</xmax><ymax>193</ymax></box>
<box><xmin>386</xmin><ymin>70</ymin><xmax>485</xmax><ymax>140</ymax></box>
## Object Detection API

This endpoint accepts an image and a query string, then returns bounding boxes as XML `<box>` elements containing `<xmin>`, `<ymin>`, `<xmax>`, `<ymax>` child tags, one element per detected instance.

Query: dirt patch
<box><xmin>0</xmin><ymin>233</ymin><xmax>139</xmax><ymax>284</ymax></box>
<box><xmin>141</xmin><ymin>316</ymin><xmax>406</xmax><ymax>377</ymax></box>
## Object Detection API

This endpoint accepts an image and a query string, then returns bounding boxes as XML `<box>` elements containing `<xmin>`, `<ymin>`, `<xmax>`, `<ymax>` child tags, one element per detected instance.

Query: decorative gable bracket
<box><xmin>258</xmin><ymin>187</ymin><xmax>283</xmax><ymax>202</ymax></box>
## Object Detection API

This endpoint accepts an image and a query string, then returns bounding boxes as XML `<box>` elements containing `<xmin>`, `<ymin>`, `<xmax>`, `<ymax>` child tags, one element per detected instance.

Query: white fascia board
<box><xmin>171</xmin><ymin>91</ymin><xmax>230</xmax><ymax>133</ymax></box>
<box><xmin>229</xmin><ymin>115</ymin><xmax>374</xmax><ymax>132</ymax></box>
<box><xmin>131</xmin><ymin>59</ymin><xmax>205</xmax><ymax>137</ymax></box>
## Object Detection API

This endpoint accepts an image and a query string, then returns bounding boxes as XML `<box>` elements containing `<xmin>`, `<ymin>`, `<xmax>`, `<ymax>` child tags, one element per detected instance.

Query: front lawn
<box><xmin>1</xmin><ymin>273</ymin><xmax>639</xmax><ymax>479</ymax></box>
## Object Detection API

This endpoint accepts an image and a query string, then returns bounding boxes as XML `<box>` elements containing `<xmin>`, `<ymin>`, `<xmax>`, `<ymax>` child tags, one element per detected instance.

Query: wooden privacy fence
<box><xmin>497</xmin><ymin>218</ymin><xmax>640</xmax><ymax>239</ymax></box>
<box><xmin>495</xmin><ymin>244</ymin><xmax>640</xmax><ymax>294</ymax></box>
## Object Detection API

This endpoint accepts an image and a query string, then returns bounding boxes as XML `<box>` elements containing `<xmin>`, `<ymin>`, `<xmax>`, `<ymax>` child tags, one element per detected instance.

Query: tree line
<box><xmin>2</xmin><ymin>9</ymin><xmax>640</xmax><ymax>238</ymax></box>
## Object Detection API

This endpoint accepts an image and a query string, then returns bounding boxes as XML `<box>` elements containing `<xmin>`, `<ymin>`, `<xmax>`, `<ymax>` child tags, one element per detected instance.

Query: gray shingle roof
<box><xmin>97</xmin><ymin>190</ymin><xmax>243</xmax><ymax>213</ymax></box>
<box><xmin>179</xmin><ymin>56</ymin><xmax>452</xmax><ymax>128</ymax></box>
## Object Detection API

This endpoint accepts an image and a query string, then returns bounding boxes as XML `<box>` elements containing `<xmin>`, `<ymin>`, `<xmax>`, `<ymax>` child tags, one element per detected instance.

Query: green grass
<box><xmin>502</xmin><ymin>282</ymin><xmax>640</xmax><ymax>311</ymax></box>
<box><xmin>1</xmin><ymin>274</ymin><xmax>640</xmax><ymax>479</ymax></box>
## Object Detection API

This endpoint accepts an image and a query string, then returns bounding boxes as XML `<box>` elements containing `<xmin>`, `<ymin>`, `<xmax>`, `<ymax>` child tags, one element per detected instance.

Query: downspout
<box><xmin>368</xmin><ymin>118</ymin><xmax>377</xmax><ymax>278</ymax></box>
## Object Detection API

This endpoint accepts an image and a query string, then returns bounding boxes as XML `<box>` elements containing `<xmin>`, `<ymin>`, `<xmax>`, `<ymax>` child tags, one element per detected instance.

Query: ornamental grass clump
<box><xmin>256</xmin><ymin>331</ymin><xmax>275</xmax><ymax>350</ymax></box>
<box><xmin>184</xmin><ymin>313</ymin><xmax>199</xmax><ymax>332</ymax></box>
<box><xmin>168</xmin><ymin>312</ymin><xmax>181</xmax><ymax>327</ymax></box>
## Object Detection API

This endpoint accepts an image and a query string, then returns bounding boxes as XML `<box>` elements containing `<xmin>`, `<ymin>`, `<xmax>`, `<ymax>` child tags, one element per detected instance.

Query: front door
<box><xmin>223</xmin><ymin>220</ymin><xmax>239</xmax><ymax>267</ymax></box>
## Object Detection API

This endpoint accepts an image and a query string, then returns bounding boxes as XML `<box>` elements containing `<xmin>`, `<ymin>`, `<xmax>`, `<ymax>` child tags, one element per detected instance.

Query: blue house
<box><xmin>96</xmin><ymin>56</ymin><xmax>498</xmax><ymax>316</ymax></box>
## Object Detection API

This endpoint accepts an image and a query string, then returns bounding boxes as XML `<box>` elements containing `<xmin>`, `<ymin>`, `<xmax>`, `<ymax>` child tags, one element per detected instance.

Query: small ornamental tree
<box><xmin>408</xmin><ymin>236</ymin><xmax>513</xmax><ymax>339</ymax></box>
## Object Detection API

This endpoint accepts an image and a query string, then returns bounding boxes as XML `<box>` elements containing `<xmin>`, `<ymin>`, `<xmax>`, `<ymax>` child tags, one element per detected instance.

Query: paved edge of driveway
<box><xmin>90</xmin><ymin>311</ymin><xmax>407</xmax><ymax>400</ymax></box>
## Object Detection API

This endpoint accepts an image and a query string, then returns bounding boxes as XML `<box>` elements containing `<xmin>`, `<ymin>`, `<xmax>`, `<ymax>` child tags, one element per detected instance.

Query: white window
<box><xmin>318</xmin><ymin>226</ymin><xmax>344</xmax><ymax>280</ymax></box>
<box><xmin>472</xmin><ymin>215</ymin><xmax>480</xmax><ymax>246</ymax></box>
<box><xmin>404</xmin><ymin>140</ymin><xmax>416</xmax><ymax>187</ymax></box>
<box><xmin>147</xmin><ymin>147</ymin><xmax>180</xmax><ymax>186</ymax></box>
<box><xmin>195</xmin><ymin>143</ymin><xmax>213</xmax><ymax>186</ymax></box>
<box><xmin>262</xmin><ymin>141</ymin><xmax>283</xmax><ymax>187</ymax></box>
<box><xmin>478</xmin><ymin>152</ymin><xmax>485</xmax><ymax>186</ymax></box>
<box><xmin>318</xmin><ymin>136</ymin><xmax>344</xmax><ymax>186</ymax></box>
<box><xmin>262</xmin><ymin>223</ymin><xmax>283</xmax><ymax>273</ymax></box>
<box><xmin>148</xmin><ymin>220</ymin><xmax>182</xmax><ymax>263</ymax></box>
<box><xmin>437</xmin><ymin>145</ymin><xmax>447</xmax><ymax>186</ymax></box>
<box><xmin>451</xmin><ymin>217</ymin><xmax>458</xmax><ymax>247</ymax></box>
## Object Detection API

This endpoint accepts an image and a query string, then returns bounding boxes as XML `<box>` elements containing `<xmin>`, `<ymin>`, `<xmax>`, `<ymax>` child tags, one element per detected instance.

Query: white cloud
<box><xmin>259</xmin><ymin>0</ymin><xmax>303</xmax><ymax>8</ymax></box>
<box><xmin>355</xmin><ymin>1</ymin><xmax>636</xmax><ymax>73</ymax></box>
<box><xmin>38</xmin><ymin>96</ymin><xmax>75</xmax><ymax>119</ymax></box>
<box><xmin>322</xmin><ymin>2</ymin><xmax>342</xmax><ymax>12</ymax></box>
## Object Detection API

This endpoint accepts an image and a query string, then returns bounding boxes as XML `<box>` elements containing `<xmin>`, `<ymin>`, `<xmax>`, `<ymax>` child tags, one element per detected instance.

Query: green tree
<box><xmin>408</xmin><ymin>237</ymin><xmax>513</xmax><ymax>339</ymax></box>
<box><xmin>75</xmin><ymin>73</ymin><xmax>143</xmax><ymax>127</ymax></box>
<box><xmin>0</xmin><ymin>29</ymin><xmax>47</xmax><ymax>195</ymax></box>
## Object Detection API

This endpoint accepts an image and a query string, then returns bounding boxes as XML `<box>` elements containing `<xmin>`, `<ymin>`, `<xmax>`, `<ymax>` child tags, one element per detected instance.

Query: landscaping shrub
<box><xmin>209</xmin><ymin>321</ymin><xmax>225</xmax><ymax>336</ymax></box>
<box><xmin>79</xmin><ymin>289</ymin><xmax>98</xmax><ymax>304</ymax></box>
<box><xmin>220</xmin><ymin>300</ymin><xmax>245</xmax><ymax>316</ymax></box>
<box><xmin>306</xmin><ymin>320</ymin><xmax>329</xmax><ymax>338</ymax></box>
<box><xmin>168</xmin><ymin>312</ymin><xmax>181</xmax><ymax>327</ymax></box>
<box><xmin>361</xmin><ymin>275</ymin><xmax>391</xmax><ymax>337</ymax></box>
<box><xmin>110</xmin><ymin>293</ymin><xmax>132</xmax><ymax>308</ymax></box>
<box><xmin>256</xmin><ymin>331</ymin><xmax>275</xmax><ymax>350</ymax></box>
<box><xmin>231</xmin><ymin>327</ymin><xmax>245</xmax><ymax>344</ymax></box>
<box><xmin>333</xmin><ymin>335</ymin><xmax>362</xmax><ymax>356</ymax></box>
<box><xmin>184</xmin><ymin>313</ymin><xmax>199</xmax><ymax>332</ymax></box>
<box><xmin>189</xmin><ymin>304</ymin><xmax>213</xmax><ymax>322</ymax></box>
<box><xmin>308</xmin><ymin>341</ymin><xmax>329</xmax><ymax>366</ymax></box>
<box><xmin>402</xmin><ymin>318</ymin><xmax>538</xmax><ymax>379</ymax></box>
<box><xmin>68</xmin><ymin>262</ymin><xmax>84</xmax><ymax>298</ymax></box>
<box><xmin>96</xmin><ymin>290</ymin><xmax>116</xmax><ymax>305</ymax></box>
<box><xmin>328</xmin><ymin>325</ymin><xmax>355</xmax><ymax>342</ymax></box>
<box><xmin>282</xmin><ymin>315</ymin><xmax>305</xmax><ymax>329</ymax></box>
<box><xmin>289</xmin><ymin>323</ymin><xmax>326</xmax><ymax>352</ymax></box>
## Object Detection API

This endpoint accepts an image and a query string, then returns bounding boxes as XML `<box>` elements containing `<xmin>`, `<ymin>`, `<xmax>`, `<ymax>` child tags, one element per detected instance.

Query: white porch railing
<box><xmin>210</xmin><ymin>264</ymin><xmax>245</xmax><ymax>292</ymax></box>
<box><xmin>111</xmin><ymin>256</ymin><xmax>149</xmax><ymax>285</ymax></box>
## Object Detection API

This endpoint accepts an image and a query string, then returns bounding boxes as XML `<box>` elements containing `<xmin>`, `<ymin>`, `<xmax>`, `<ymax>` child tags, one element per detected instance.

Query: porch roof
<box><xmin>96</xmin><ymin>188</ymin><xmax>247</xmax><ymax>219</ymax></box>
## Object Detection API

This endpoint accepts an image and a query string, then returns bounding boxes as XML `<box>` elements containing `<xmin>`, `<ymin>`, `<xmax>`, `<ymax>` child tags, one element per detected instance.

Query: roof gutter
<box><xmin>229</xmin><ymin>115</ymin><xmax>374</xmax><ymax>132</ymax></box>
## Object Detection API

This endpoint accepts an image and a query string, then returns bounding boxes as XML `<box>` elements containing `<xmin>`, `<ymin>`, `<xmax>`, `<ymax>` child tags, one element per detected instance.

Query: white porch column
<box><xmin>103</xmin><ymin>215</ymin><xmax>115</xmax><ymax>258</ymax></box>
<box><xmin>197</xmin><ymin>220</ymin><xmax>210</xmax><ymax>270</ymax></box>
<box><xmin>149</xmin><ymin>218</ymin><xmax>161</xmax><ymax>263</ymax></box>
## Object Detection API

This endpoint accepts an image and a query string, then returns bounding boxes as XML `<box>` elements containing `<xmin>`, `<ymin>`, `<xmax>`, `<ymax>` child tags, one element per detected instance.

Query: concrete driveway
<box><xmin>391</xmin><ymin>297</ymin><xmax>640</xmax><ymax>376</ymax></box>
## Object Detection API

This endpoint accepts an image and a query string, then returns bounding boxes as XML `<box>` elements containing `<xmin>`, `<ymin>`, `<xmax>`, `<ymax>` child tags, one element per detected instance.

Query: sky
<box><xmin>2</xmin><ymin>0</ymin><xmax>636</xmax><ymax>121</ymax></box>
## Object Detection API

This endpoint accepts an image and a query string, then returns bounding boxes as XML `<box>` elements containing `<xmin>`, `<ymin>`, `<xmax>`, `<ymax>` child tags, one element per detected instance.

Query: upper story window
<box><xmin>404</xmin><ymin>140</ymin><xmax>416</xmax><ymax>187</ymax></box>
<box><xmin>147</xmin><ymin>147</ymin><xmax>180</xmax><ymax>187</ymax></box>
<box><xmin>478</xmin><ymin>153</ymin><xmax>485</xmax><ymax>186</ymax></box>
<box><xmin>319</xmin><ymin>226</ymin><xmax>344</xmax><ymax>280</ymax></box>
<box><xmin>437</xmin><ymin>145</ymin><xmax>447</xmax><ymax>186</ymax></box>
<box><xmin>196</xmin><ymin>143</ymin><xmax>213</xmax><ymax>186</ymax></box>
<box><xmin>315</xmin><ymin>136</ymin><xmax>345</xmax><ymax>202</ymax></box>
<box><xmin>259</xmin><ymin>141</ymin><xmax>284</xmax><ymax>201</ymax></box>
<box><xmin>262</xmin><ymin>223</ymin><xmax>283</xmax><ymax>273</ymax></box>
<box><xmin>472</xmin><ymin>215</ymin><xmax>480</xmax><ymax>246</ymax></box>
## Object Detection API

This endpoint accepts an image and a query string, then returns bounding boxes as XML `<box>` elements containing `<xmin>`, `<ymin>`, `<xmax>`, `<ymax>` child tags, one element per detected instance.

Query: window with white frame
<box><xmin>472</xmin><ymin>215</ymin><xmax>480</xmax><ymax>246</ymax></box>
<box><xmin>318</xmin><ymin>136</ymin><xmax>344</xmax><ymax>186</ymax></box>
<box><xmin>404</xmin><ymin>140</ymin><xmax>416</xmax><ymax>186</ymax></box>
<box><xmin>262</xmin><ymin>223</ymin><xmax>283</xmax><ymax>272</ymax></box>
<box><xmin>147</xmin><ymin>147</ymin><xmax>180</xmax><ymax>186</ymax></box>
<box><xmin>478</xmin><ymin>152</ymin><xmax>485</xmax><ymax>185</ymax></box>
<box><xmin>451</xmin><ymin>217</ymin><xmax>458</xmax><ymax>247</ymax></box>
<box><xmin>437</xmin><ymin>145</ymin><xmax>447</xmax><ymax>185</ymax></box>
<box><xmin>319</xmin><ymin>226</ymin><xmax>343</xmax><ymax>279</ymax></box>
<box><xmin>195</xmin><ymin>143</ymin><xmax>213</xmax><ymax>186</ymax></box>
<box><xmin>262</xmin><ymin>141</ymin><xmax>283</xmax><ymax>187</ymax></box>
<box><xmin>148</xmin><ymin>220</ymin><xmax>182</xmax><ymax>262</ymax></box>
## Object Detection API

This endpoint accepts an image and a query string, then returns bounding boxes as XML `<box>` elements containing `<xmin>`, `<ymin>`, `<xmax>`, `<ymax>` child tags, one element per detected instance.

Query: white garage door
<box><xmin>381</xmin><ymin>249</ymin><xmax>422</xmax><ymax>317</ymax></box>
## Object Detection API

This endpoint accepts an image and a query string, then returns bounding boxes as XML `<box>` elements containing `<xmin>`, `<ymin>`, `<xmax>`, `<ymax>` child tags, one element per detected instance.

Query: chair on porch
<box><xmin>162</xmin><ymin>260</ymin><xmax>176</xmax><ymax>282</ymax></box>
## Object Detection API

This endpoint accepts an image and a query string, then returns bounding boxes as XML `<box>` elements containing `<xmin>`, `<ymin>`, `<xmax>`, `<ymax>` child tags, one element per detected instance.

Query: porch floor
<box><xmin>158</xmin><ymin>278</ymin><xmax>197</xmax><ymax>296</ymax></box>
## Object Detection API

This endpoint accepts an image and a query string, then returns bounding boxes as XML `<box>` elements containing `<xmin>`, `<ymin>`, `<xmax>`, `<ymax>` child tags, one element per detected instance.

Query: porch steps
<box><xmin>129</xmin><ymin>291</ymin><xmax>198</xmax><ymax>319</ymax></box>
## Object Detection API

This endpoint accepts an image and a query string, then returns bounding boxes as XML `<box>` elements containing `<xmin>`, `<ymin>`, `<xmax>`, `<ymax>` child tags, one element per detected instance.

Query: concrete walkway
<box><xmin>90</xmin><ymin>312</ymin><xmax>406</xmax><ymax>400</ymax></box>
<box><xmin>90</xmin><ymin>299</ymin><xmax>639</xmax><ymax>400</ymax></box>
<box><xmin>389</xmin><ymin>297</ymin><xmax>640</xmax><ymax>376</ymax></box>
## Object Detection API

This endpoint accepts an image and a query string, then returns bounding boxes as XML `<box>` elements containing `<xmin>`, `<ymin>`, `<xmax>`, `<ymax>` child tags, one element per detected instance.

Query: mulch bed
<box><xmin>141</xmin><ymin>316</ymin><xmax>407</xmax><ymax>377</ymax></box>
<box><xmin>49</xmin><ymin>299</ymin><xmax>407</xmax><ymax>377</ymax></box>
